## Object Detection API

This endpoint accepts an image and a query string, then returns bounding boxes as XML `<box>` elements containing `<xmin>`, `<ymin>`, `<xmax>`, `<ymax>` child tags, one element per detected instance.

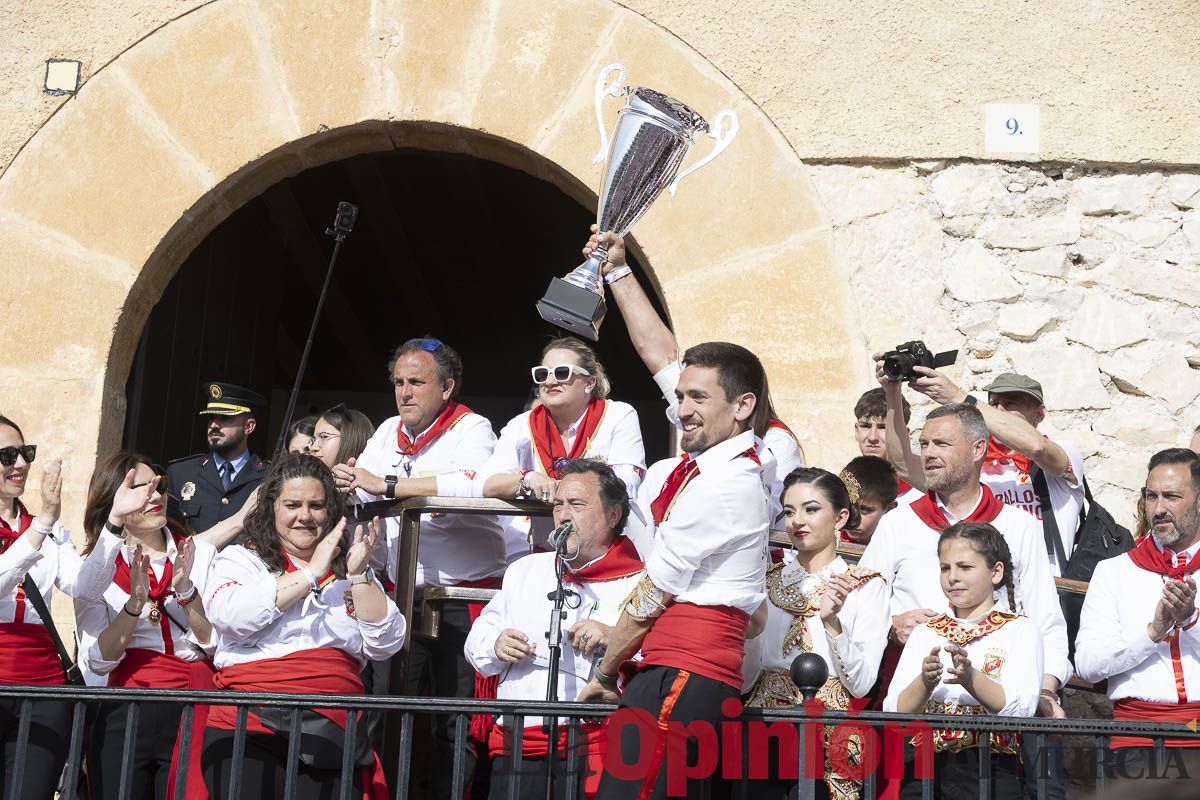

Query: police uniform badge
<box><xmin>982</xmin><ymin>647</ymin><xmax>1005</xmax><ymax>678</ymax></box>
<box><xmin>181</xmin><ymin>481</ymin><xmax>197</xmax><ymax>501</ymax></box>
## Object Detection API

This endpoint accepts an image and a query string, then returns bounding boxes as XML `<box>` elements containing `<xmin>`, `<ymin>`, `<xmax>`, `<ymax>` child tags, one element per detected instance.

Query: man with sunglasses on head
<box><xmin>332</xmin><ymin>336</ymin><xmax>505</xmax><ymax>797</ymax></box>
<box><xmin>166</xmin><ymin>381</ymin><xmax>268</xmax><ymax>533</ymax></box>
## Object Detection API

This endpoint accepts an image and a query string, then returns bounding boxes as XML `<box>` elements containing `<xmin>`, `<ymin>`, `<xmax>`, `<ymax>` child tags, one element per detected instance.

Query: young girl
<box><xmin>884</xmin><ymin>521</ymin><xmax>1042</xmax><ymax>799</ymax></box>
<box><xmin>744</xmin><ymin>467</ymin><xmax>890</xmax><ymax>800</ymax></box>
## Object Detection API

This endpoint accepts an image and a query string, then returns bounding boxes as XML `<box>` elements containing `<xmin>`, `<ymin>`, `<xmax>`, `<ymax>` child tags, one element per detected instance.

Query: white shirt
<box><xmin>743</xmin><ymin>555</ymin><xmax>890</xmax><ymax>697</ymax></box>
<box><xmin>0</xmin><ymin>519</ymin><xmax>81</xmax><ymax>624</ymax></box>
<box><xmin>652</xmin><ymin>361</ymin><xmax>804</xmax><ymax>525</ymax></box>
<box><xmin>354</xmin><ymin>413</ymin><xmax>506</xmax><ymax>587</ymax></box>
<box><xmin>634</xmin><ymin>430</ymin><xmax>772</xmax><ymax>616</ymax></box>
<box><xmin>464</xmin><ymin>550</ymin><xmax>642</xmax><ymax>729</ymax></box>
<box><xmin>883</xmin><ymin>611</ymin><xmax>1042</xmax><ymax>718</ymax></box>
<box><xmin>981</xmin><ymin>439</ymin><xmax>1086</xmax><ymax>577</ymax></box>
<box><xmin>858</xmin><ymin>489</ymin><xmax>1071</xmax><ymax>687</ymax></box>
<box><xmin>897</xmin><ymin>485</ymin><xmax>925</xmax><ymax>506</ymax></box>
<box><xmin>1076</xmin><ymin>542</ymin><xmax>1200</xmax><ymax>703</ymax></box>
<box><xmin>472</xmin><ymin>399</ymin><xmax>646</xmax><ymax>548</ymax></box>
<box><xmin>204</xmin><ymin>544</ymin><xmax>406</xmax><ymax>668</ymax></box>
<box><xmin>74</xmin><ymin>530</ymin><xmax>217</xmax><ymax>676</ymax></box>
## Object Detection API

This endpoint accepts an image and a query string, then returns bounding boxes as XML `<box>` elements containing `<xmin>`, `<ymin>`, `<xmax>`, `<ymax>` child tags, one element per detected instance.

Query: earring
<box><xmin>585</xmin><ymin>387</ymin><xmax>592</xmax><ymax>394</ymax></box>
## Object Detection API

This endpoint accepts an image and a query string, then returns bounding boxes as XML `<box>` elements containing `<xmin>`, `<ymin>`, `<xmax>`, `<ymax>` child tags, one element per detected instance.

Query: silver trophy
<box><xmin>537</xmin><ymin>64</ymin><xmax>739</xmax><ymax>340</ymax></box>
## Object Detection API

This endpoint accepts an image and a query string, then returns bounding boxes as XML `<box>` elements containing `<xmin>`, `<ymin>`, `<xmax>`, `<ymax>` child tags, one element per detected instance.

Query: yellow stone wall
<box><xmin>0</xmin><ymin>0</ymin><xmax>1196</xmax><ymax>583</ymax></box>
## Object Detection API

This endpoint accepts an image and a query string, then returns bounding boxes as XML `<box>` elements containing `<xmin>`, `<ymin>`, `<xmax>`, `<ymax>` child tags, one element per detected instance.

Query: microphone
<box><xmin>549</xmin><ymin>520</ymin><xmax>575</xmax><ymax>551</ymax></box>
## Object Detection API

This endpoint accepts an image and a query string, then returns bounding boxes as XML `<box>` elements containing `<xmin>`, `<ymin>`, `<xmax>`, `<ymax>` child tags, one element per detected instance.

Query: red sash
<box><xmin>562</xmin><ymin>536</ymin><xmax>643</xmax><ymax>585</ymax></box>
<box><xmin>529</xmin><ymin>398</ymin><xmax>607</xmax><ymax>478</ymax></box>
<box><xmin>766</xmin><ymin>418</ymin><xmax>796</xmax><ymax>440</ymax></box>
<box><xmin>1112</xmin><ymin>698</ymin><xmax>1200</xmax><ymax>749</ymax></box>
<box><xmin>897</xmin><ymin>478</ymin><xmax>913</xmax><ymax>495</ymax></box>
<box><xmin>112</xmin><ymin>648</ymin><xmax>216</xmax><ymax>799</ymax></box>
<box><xmin>649</xmin><ymin>455</ymin><xmax>700</xmax><ymax>526</ymax></box>
<box><xmin>396</xmin><ymin>401</ymin><xmax>473</xmax><ymax>457</ymax></box>
<box><xmin>209</xmin><ymin>647</ymin><xmax>387</xmax><ymax>799</ymax></box>
<box><xmin>910</xmin><ymin>485</ymin><xmax>1005</xmax><ymax>532</ymax></box>
<box><xmin>633</xmin><ymin>603</ymin><xmax>749</xmax><ymax>689</ymax></box>
<box><xmin>489</xmin><ymin>722</ymin><xmax>607</xmax><ymax>797</ymax></box>
<box><xmin>0</xmin><ymin>622</ymin><xmax>63</xmax><ymax>685</ymax></box>
<box><xmin>985</xmin><ymin>436</ymin><xmax>1032</xmax><ymax>476</ymax></box>
<box><xmin>0</xmin><ymin>500</ymin><xmax>34</xmax><ymax>623</ymax></box>
<box><xmin>1127</xmin><ymin>535</ymin><xmax>1200</xmax><ymax>580</ymax></box>
<box><xmin>114</xmin><ymin>533</ymin><xmax>180</xmax><ymax>652</ymax></box>
<box><xmin>459</xmin><ymin>577</ymin><xmax>506</xmax><ymax>742</ymax></box>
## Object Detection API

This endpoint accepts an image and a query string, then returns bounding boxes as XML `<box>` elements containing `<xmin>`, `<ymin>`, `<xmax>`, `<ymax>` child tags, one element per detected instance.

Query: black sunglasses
<box><xmin>0</xmin><ymin>445</ymin><xmax>36</xmax><ymax>467</ymax></box>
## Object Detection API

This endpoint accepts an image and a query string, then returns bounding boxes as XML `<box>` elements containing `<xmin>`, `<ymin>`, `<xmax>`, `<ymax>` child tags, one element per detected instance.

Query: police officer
<box><xmin>166</xmin><ymin>382</ymin><xmax>268</xmax><ymax>533</ymax></box>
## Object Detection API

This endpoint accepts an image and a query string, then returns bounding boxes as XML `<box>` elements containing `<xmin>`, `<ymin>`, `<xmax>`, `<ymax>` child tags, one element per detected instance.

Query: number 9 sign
<box><xmin>985</xmin><ymin>103</ymin><xmax>1039</xmax><ymax>155</ymax></box>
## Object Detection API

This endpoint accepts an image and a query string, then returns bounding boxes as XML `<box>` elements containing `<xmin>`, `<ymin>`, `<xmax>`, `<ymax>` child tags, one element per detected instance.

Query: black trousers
<box><xmin>407</xmin><ymin>599</ymin><xmax>480</xmax><ymax>798</ymax></box>
<box><xmin>87</xmin><ymin>701</ymin><xmax>183</xmax><ymax>800</ymax></box>
<box><xmin>596</xmin><ymin>666</ymin><xmax>738</xmax><ymax>800</ymax></box>
<box><xmin>487</xmin><ymin>752</ymin><xmax>586</xmax><ymax>800</ymax></box>
<box><xmin>0</xmin><ymin>696</ymin><xmax>71</xmax><ymax>800</ymax></box>
<box><xmin>897</xmin><ymin>749</ymin><xmax>1022</xmax><ymax>800</ymax></box>
<box><xmin>200</xmin><ymin>727</ymin><xmax>363</xmax><ymax>800</ymax></box>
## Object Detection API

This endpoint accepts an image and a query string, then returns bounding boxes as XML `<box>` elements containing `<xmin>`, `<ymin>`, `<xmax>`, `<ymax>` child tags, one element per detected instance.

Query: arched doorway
<box><xmin>123</xmin><ymin>146</ymin><xmax>673</xmax><ymax>464</ymax></box>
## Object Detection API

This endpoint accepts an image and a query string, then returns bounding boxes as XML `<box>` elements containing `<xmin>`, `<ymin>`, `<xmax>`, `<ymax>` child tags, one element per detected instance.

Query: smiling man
<box><xmin>1076</xmin><ymin>448</ymin><xmax>1200</xmax><ymax>784</ymax></box>
<box><xmin>167</xmin><ymin>381</ymin><xmax>268</xmax><ymax>533</ymax></box>
<box><xmin>577</xmin><ymin>341</ymin><xmax>774</xmax><ymax>799</ymax></box>
<box><xmin>858</xmin><ymin>403</ymin><xmax>1071</xmax><ymax>732</ymax></box>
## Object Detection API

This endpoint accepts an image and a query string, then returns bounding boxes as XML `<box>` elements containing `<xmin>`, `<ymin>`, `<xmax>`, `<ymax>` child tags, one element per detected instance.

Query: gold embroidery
<box><xmin>766</xmin><ymin>562</ymin><xmax>882</xmax><ymax>657</ymax></box>
<box><xmin>913</xmin><ymin>700</ymin><xmax>1020</xmax><ymax>755</ymax></box>
<box><xmin>925</xmin><ymin>610</ymin><xmax>1018</xmax><ymax>646</ymax></box>
<box><xmin>623</xmin><ymin>573</ymin><xmax>666</xmax><ymax>621</ymax></box>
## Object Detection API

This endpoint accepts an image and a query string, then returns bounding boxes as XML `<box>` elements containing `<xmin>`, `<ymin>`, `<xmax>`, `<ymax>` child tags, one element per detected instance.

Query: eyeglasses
<box><xmin>531</xmin><ymin>364</ymin><xmax>591</xmax><ymax>384</ymax></box>
<box><xmin>403</xmin><ymin>337</ymin><xmax>444</xmax><ymax>352</ymax></box>
<box><xmin>315</xmin><ymin>431</ymin><xmax>341</xmax><ymax>442</ymax></box>
<box><xmin>0</xmin><ymin>445</ymin><xmax>36</xmax><ymax>467</ymax></box>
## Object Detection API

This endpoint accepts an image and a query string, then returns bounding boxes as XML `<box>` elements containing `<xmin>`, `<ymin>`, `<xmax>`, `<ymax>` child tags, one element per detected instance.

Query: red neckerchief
<box><xmin>910</xmin><ymin>485</ymin><xmax>1005</xmax><ymax>532</ymax></box>
<box><xmin>1127</xmin><ymin>536</ymin><xmax>1200</xmax><ymax>580</ymax></box>
<box><xmin>395</xmin><ymin>401</ymin><xmax>473</xmax><ymax>457</ymax></box>
<box><xmin>114</xmin><ymin>531</ymin><xmax>181</xmax><ymax>652</ymax></box>
<box><xmin>985</xmin><ymin>436</ymin><xmax>1032</xmax><ymax>476</ymax></box>
<box><xmin>561</xmin><ymin>535</ymin><xmax>643</xmax><ymax>584</ymax></box>
<box><xmin>650</xmin><ymin>455</ymin><xmax>700</xmax><ymax>525</ymax></box>
<box><xmin>766</xmin><ymin>418</ymin><xmax>795</xmax><ymax>438</ymax></box>
<box><xmin>528</xmin><ymin>397</ymin><xmax>607</xmax><ymax>478</ymax></box>
<box><xmin>0</xmin><ymin>499</ymin><xmax>32</xmax><ymax>554</ymax></box>
<box><xmin>897</xmin><ymin>478</ymin><xmax>913</xmax><ymax>495</ymax></box>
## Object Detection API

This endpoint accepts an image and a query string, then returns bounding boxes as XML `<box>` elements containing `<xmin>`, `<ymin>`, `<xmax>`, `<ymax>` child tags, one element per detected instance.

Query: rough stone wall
<box><xmin>808</xmin><ymin>160</ymin><xmax>1200</xmax><ymax>524</ymax></box>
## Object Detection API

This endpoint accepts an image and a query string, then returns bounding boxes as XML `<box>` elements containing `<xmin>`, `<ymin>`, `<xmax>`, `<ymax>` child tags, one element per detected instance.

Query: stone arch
<box><xmin>0</xmin><ymin>0</ymin><xmax>858</xmax><ymax>518</ymax></box>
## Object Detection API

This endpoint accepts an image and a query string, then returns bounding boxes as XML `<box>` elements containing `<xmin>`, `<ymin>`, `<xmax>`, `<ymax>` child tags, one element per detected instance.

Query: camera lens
<box><xmin>882</xmin><ymin>354</ymin><xmax>914</xmax><ymax>381</ymax></box>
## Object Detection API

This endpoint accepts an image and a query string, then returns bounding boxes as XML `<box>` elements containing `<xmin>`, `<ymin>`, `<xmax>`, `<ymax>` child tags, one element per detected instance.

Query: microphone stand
<box><xmin>272</xmin><ymin>200</ymin><xmax>359</xmax><ymax>460</ymax></box>
<box><xmin>543</xmin><ymin>525</ymin><xmax>578</xmax><ymax>800</ymax></box>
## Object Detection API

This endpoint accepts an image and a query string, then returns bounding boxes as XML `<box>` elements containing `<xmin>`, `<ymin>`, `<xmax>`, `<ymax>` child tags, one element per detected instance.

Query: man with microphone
<box><xmin>465</xmin><ymin>459</ymin><xmax>644</xmax><ymax>798</ymax></box>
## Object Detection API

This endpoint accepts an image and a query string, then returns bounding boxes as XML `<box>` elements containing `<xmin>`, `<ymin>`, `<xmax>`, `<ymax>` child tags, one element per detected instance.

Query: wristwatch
<box><xmin>517</xmin><ymin>471</ymin><xmax>533</xmax><ymax>498</ymax></box>
<box><xmin>103</xmin><ymin>519</ymin><xmax>125</xmax><ymax>538</ymax></box>
<box><xmin>384</xmin><ymin>475</ymin><xmax>398</xmax><ymax>499</ymax></box>
<box><xmin>962</xmin><ymin>394</ymin><xmax>978</xmax><ymax>406</ymax></box>
<box><xmin>349</xmin><ymin>568</ymin><xmax>375</xmax><ymax>586</ymax></box>
<box><xmin>603</xmin><ymin>266</ymin><xmax>633</xmax><ymax>284</ymax></box>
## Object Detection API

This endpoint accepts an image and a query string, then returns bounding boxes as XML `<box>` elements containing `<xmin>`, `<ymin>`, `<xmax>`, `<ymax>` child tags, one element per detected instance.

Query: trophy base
<box><xmin>536</xmin><ymin>277</ymin><xmax>607</xmax><ymax>341</ymax></box>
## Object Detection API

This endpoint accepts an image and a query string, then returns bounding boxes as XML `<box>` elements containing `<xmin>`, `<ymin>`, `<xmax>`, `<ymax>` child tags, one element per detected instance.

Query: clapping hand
<box><xmin>172</xmin><ymin>536</ymin><xmax>196</xmax><ymax>595</ymax></box>
<box><xmin>1149</xmin><ymin>577</ymin><xmax>1198</xmax><ymax>641</ymax></box>
<box><xmin>346</xmin><ymin>517</ymin><xmax>381</xmax><ymax>578</ymax></box>
<box><xmin>125</xmin><ymin>546</ymin><xmax>150</xmax><ymax>616</ymax></box>
<box><xmin>309</xmin><ymin>518</ymin><xmax>347</xmax><ymax>577</ymax></box>
<box><xmin>942</xmin><ymin>644</ymin><xmax>974</xmax><ymax>688</ymax></box>
<box><xmin>819</xmin><ymin>574</ymin><xmax>853</xmax><ymax>623</ymax></box>
<box><xmin>38</xmin><ymin>458</ymin><xmax>63</xmax><ymax>527</ymax></box>
<box><xmin>920</xmin><ymin>646</ymin><xmax>942</xmax><ymax>690</ymax></box>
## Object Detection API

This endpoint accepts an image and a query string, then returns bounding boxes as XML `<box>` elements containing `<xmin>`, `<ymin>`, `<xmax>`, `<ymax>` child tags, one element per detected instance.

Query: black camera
<box><xmin>880</xmin><ymin>341</ymin><xmax>958</xmax><ymax>382</ymax></box>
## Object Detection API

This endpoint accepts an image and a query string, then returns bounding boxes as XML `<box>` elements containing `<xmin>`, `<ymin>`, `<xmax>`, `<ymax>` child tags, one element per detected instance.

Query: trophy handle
<box><xmin>591</xmin><ymin>63</ymin><xmax>628</xmax><ymax>165</ymax></box>
<box><xmin>667</xmin><ymin>109</ymin><xmax>739</xmax><ymax>197</ymax></box>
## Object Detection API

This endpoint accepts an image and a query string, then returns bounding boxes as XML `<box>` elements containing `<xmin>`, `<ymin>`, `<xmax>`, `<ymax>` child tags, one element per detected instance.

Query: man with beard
<box><xmin>577</xmin><ymin>341</ymin><xmax>774</xmax><ymax>799</ymax></box>
<box><xmin>858</xmin><ymin>403</ymin><xmax>1071</xmax><ymax>719</ymax></box>
<box><xmin>1076</xmin><ymin>448</ymin><xmax>1200</xmax><ymax>782</ymax></box>
<box><xmin>166</xmin><ymin>381</ymin><xmax>267</xmax><ymax>532</ymax></box>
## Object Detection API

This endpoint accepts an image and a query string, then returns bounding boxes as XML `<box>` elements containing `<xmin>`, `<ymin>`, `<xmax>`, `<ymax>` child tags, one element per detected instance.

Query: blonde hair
<box><xmin>541</xmin><ymin>337</ymin><xmax>610</xmax><ymax>399</ymax></box>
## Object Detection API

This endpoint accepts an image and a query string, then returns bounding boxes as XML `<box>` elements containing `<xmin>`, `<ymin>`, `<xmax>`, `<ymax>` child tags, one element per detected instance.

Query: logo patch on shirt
<box><xmin>459</xmin><ymin>469</ymin><xmax>477</xmax><ymax>480</ymax></box>
<box><xmin>982</xmin><ymin>647</ymin><xmax>1006</xmax><ymax>678</ymax></box>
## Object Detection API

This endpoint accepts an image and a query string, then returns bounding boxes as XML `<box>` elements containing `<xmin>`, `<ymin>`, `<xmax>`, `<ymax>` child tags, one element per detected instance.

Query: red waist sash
<box><xmin>634</xmin><ymin>603</ymin><xmax>749</xmax><ymax>689</ymax></box>
<box><xmin>207</xmin><ymin>647</ymin><xmax>386</xmax><ymax>799</ymax></box>
<box><xmin>1112</xmin><ymin>698</ymin><xmax>1200</xmax><ymax>749</ymax></box>
<box><xmin>0</xmin><ymin>622</ymin><xmax>63</xmax><ymax>685</ymax></box>
<box><xmin>489</xmin><ymin>722</ymin><xmax>607</xmax><ymax>798</ymax></box>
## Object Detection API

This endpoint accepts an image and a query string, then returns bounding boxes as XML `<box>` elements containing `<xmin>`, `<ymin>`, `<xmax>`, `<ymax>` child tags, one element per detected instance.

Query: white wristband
<box><xmin>604</xmin><ymin>266</ymin><xmax>633</xmax><ymax>284</ymax></box>
<box><xmin>298</xmin><ymin>564</ymin><xmax>320</xmax><ymax>594</ymax></box>
<box><xmin>30</xmin><ymin>520</ymin><xmax>54</xmax><ymax>536</ymax></box>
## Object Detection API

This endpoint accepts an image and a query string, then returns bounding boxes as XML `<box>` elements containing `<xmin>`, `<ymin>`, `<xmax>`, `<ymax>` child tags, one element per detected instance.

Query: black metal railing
<box><xmin>2</xmin><ymin>685</ymin><xmax>1195</xmax><ymax>799</ymax></box>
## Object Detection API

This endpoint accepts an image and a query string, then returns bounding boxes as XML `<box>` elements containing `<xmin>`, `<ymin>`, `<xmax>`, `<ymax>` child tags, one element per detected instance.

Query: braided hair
<box><xmin>937</xmin><ymin>521</ymin><xmax>1018</xmax><ymax>613</ymax></box>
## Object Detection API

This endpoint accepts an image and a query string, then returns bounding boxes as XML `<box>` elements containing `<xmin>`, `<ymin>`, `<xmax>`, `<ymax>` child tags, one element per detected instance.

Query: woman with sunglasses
<box><xmin>478</xmin><ymin>337</ymin><xmax>646</xmax><ymax>551</ymax></box>
<box><xmin>308</xmin><ymin>404</ymin><xmax>375</xmax><ymax>469</ymax></box>
<box><xmin>74</xmin><ymin>451</ymin><xmax>218</xmax><ymax>800</ymax></box>
<box><xmin>0</xmin><ymin>415</ymin><xmax>81</xmax><ymax>799</ymax></box>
